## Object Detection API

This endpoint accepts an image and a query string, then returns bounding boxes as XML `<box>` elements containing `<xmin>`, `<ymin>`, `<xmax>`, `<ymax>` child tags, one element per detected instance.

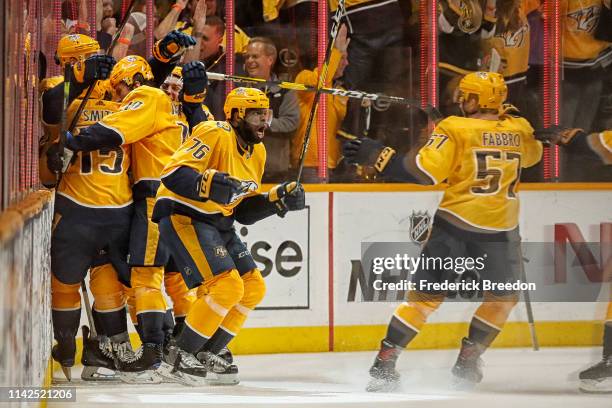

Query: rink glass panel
<box><xmin>0</xmin><ymin>0</ymin><xmax>43</xmax><ymax>209</ymax></box>
<box><xmin>34</xmin><ymin>1</ymin><xmax>612</xmax><ymax>183</ymax></box>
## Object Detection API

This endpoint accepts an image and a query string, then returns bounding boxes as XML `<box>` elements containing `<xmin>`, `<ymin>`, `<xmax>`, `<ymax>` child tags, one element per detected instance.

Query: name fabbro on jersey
<box><xmin>481</xmin><ymin>132</ymin><xmax>521</xmax><ymax>147</ymax></box>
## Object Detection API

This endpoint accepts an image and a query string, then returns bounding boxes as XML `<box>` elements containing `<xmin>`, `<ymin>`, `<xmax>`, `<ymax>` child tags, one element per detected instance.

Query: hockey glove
<box><xmin>46</xmin><ymin>131</ymin><xmax>76</xmax><ymax>174</ymax></box>
<box><xmin>199</xmin><ymin>169</ymin><xmax>244</xmax><ymax>205</ymax></box>
<box><xmin>72</xmin><ymin>54</ymin><xmax>116</xmax><ymax>84</ymax></box>
<box><xmin>268</xmin><ymin>182</ymin><xmax>305</xmax><ymax>217</ymax></box>
<box><xmin>499</xmin><ymin>103</ymin><xmax>520</xmax><ymax>116</ymax></box>
<box><xmin>181</xmin><ymin>61</ymin><xmax>208</xmax><ymax>104</ymax></box>
<box><xmin>342</xmin><ymin>138</ymin><xmax>397</xmax><ymax>173</ymax></box>
<box><xmin>534</xmin><ymin>126</ymin><xmax>586</xmax><ymax>146</ymax></box>
<box><xmin>153</xmin><ymin>30</ymin><xmax>196</xmax><ymax>63</ymax></box>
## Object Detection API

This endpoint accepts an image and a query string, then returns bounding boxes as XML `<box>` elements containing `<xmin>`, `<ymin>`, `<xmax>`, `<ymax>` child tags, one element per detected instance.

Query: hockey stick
<box><xmin>56</xmin><ymin>63</ymin><xmax>73</xmax><ymax>183</ymax></box>
<box><xmin>81</xmin><ymin>281</ymin><xmax>97</xmax><ymax>338</ymax></box>
<box><xmin>67</xmin><ymin>0</ymin><xmax>138</xmax><ymax>133</ymax></box>
<box><xmin>521</xmin><ymin>256</ymin><xmax>539</xmax><ymax>351</ymax></box>
<box><xmin>294</xmin><ymin>0</ymin><xmax>346</xmax><ymax>183</ymax></box>
<box><xmin>207</xmin><ymin>72</ymin><xmax>443</xmax><ymax>123</ymax></box>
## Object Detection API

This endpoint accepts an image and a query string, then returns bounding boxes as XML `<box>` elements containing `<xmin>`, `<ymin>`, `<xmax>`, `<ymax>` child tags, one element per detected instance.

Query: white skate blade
<box><xmin>205</xmin><ymin>373</ymin><xmax>240</xmax><ymax>386</ymax></box>
<box><xmin>579</xmin><ymin>377</ymin><xmax>612</xmax><ymax>393</ymax></box>
<box><xmin>366</xmin><ymin>377</ymin><xmax>400</xmax><ymax>393</ymax></box>
<box><xmin>157</xmin><ymin>361</ymin><xmax>207</xmax><ymax>387</ymax></box>
<box><xmin>119</xmin><ymin>370</ymin><xmax>163</xmax><ymax>384</ymax></box>
<box><xmin>81</xmin><ymin>366</ymin><xmax>120</xmax><ymax>382</ymax></box>
<box><xmin>60</xmin><ymin>366</ymin><xmax>72</xmax><ymax>381</ymax></box>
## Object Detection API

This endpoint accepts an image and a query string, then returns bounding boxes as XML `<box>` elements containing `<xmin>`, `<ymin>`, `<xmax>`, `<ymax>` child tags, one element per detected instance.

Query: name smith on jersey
<box><xmin>82</xmin><ymin>109</ymin><xmax>116</xmax><ymax>122</ymax></box>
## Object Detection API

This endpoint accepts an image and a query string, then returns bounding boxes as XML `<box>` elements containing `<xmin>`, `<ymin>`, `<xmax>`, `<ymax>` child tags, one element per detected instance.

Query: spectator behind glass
<box><xmin>560</xmin><ymin>0</ymin><xmax>612</xmax><ymax>181</ymax></box>
<box><xmin>484</xmin><ymin>0</ymin><xmax>532</xmax><ymax>112</ymax></box>
<box><xmin>245</xmin><ymin>37</ymin><xmax>300</xmax><ymax>182</ymax></box>
<box><xmin>291</xmin><ymin>25</ymin><xmax>350</xmax><ymax>183</ymax></box>
<box><xmin>97</xmin><ymin>15</ymin><xmax>117</xmax><ymax>50</ymax></box>
<box><xmin>561</xmin><ymin>0</ymin><xmax>612</xmax><ymax>131</ymax></box>
<box><xmin>184</xmin><ymin>15</ymin><xmax>230</xmax><ymax>120</ymax></box>
<box><xmin>332</xmin><ymin>0</ymin><xmax>405</xmax><ymax>143</ymax></box>
<box><xmin>102</xmin><ymin>0</ymin><xmax>114</xmax><ymax>19</ymax></box>
<box><xmin>437</xmin><ymin>0</ymin><xmax>497</xmax><ymax>116</ymax></box>
<box><xmin>126</xmin><ymin>0</ymin><xmax>160</xmax><ymax>57</ymax></box>
<box><xmin>158</xmin><ymin>0</ymin><xmax>250</xmax><ymax>54</ymax></box>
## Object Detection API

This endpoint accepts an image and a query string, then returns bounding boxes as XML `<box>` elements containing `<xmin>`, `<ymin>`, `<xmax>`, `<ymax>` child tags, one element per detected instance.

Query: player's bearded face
<box><xmin>240</xmin><ymin>108</ymin><xmax>272</xmax><ymax>144</ymax></box>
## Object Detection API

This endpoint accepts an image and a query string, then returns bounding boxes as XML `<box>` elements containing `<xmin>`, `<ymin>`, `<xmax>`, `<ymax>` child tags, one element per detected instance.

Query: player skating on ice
<box><xmin>343</xmin><ymin>72</ymin><xmax>543</xmax><ymax>391</ymax></box>
<box><xmin>118</xmin><ymin>61</ymin><xmax>215</xmax><ymax>384</ymax></box>
<box><xmin>151</xmin><ymin>87</ymin><xmax>305</xmax><ymax>385</ymax></box>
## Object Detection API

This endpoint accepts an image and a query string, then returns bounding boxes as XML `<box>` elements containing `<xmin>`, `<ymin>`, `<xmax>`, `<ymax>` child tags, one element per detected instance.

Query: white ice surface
<box><xmin>51</xmin><ymin>347</ymin><xmax>611</xmax><ymax>408</ymax></box>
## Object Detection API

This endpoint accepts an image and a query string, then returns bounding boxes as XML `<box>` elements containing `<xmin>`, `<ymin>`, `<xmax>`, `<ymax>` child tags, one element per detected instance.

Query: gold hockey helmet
<box><xmin>458</xmin><ymin>71</ymin><xmax>507</xmax><ymax>111</ymax></box>
<box><xmin>223</xmin><ymin>87</ymin><xmax>270</xmax><ymax>121</ymax></box>
<box><xmin>109</xmin><ymin>55</ymin><xmax>154</xmax><ymax>89</ymax></box>
<box><xmin>55</xmin><ymin>34</ymin><xmax>100</xmax><ymax>65</ymax></box>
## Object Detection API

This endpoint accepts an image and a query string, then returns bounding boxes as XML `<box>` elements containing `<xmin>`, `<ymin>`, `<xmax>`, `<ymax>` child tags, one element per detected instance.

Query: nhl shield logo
<box><xmin>409</xmin><ymin>211</ymin><xmax>431</xmax><ymax>243</ymax></box>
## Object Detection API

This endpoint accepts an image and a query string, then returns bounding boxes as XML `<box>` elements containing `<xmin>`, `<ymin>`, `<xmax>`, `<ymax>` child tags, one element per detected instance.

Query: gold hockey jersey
<box><xmin>292</xmin><ymin>47</ymin><xmax>346</xmax><ymax>169</ymax></box>
<box><xmin>98</xmin><ymin>85</ymin><xmax>189</xmax><ymax>197</ymax></box>
<box><xmin>416</xmin><ymin>114</ymin><xmax>542</xmax><ymax>231</ymax></box>
<box><xmin>156</xmin><ymin>120</ymin><xmax>266</xmax><ymax>218</ymax></box>
<box><xmin>486</xmin><ymin>1</ymin><xmax>530</xmax><ymax>80</ymax></box>
<box><xmin>563</xmin><ymin>0</ymin><xmax>612</xmax><ymax>66</ymax></box>
<box><xmin>57</xmin><ymin>97</ymin><xmax>132</xmax><ymax>208</ymax></box>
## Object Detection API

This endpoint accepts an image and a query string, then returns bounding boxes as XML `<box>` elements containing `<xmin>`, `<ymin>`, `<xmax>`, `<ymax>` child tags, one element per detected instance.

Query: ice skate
<box><xmin>579</xmin><ymin>355</ymin><xmax>612</xmax><ymax>393</ymax></box>
<box><xmin>80</xmin><ymin>325</ymin><xmax>119</xmax><ymax>381</ymax></box>
<box><xmin>366</xmin><ymin>340</ymin><xmax>401</xmax><ymax>392</ymax></box>
<box><xmin>197</xmin><ymin>350</ymin><xmax>240</xmax><ymax>385</ymax></box>
<box><xmin>117</xmin><ymin>343</ymin><xmax>163</xmax><ymax>384</ymax></box>
<box><xmin>452</xmin><ymin>337</ymin><xmax>485</xmax><ymax>388</ymax></box>
<box><xmin>158</xmin><ymin>344</ymin><xmax>208</xmax><ymax>386</ymax></box>
<box><xmin>52</xmin><ymin>338</ymin><xmax>75</xmax><ymax>381</ymax></box>
<box><xmin>218</xmin><ymin>347</ymin><xmax>233</xmax><ymax>364</ymax></box>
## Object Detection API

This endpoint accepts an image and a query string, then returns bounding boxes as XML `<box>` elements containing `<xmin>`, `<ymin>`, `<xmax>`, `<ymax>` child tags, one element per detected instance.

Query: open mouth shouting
<box><xmin>244</xmin><ymin>108</ymin><xmax>273</xmax><ymax>142</ymax></box>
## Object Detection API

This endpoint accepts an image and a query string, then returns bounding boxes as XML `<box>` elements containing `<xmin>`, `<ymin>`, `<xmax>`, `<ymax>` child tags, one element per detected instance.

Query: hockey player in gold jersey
<box><xmin>343</xmin><ymin>72</ymin><xmax>543</xmax><ymax>391</ymax></box>
<box><xmin>40</xmin><ymin>34</ymin><xmax>136</xmax><ymax>381</ymax></box>
<box><xmin>40</xmin><ymin>33</ymin><xmax>115</xmax><ymax>187</ymax></box>
<box><xmin>151</xmin><ymin>87</ymin><xmax>305</xmax><ymax>385</ymax></box>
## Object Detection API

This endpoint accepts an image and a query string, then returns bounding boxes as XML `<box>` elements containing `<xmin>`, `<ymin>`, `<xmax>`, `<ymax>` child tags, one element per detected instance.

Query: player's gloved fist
<box><xmin>181</xmin><ymin>61</ymin><xmax>208</xmax><ymax>104</ymax></box>
<box><xmin>46</xmin><ymin>131</ymin><xmax>76</xmax><ymax>174</ymax></box>
<box><xmin>557</xmin><ymin>128</ymin><xmax>586</xmax><ymax>145</ymax></box>
<box><xmin>283</xmin><ymin>183</ymin><xmax>305</xmax><ymax>211</ymax></box>
<box><xmin>500</xmin><ymin>103</ymin><xmax>520</xmax><ymax>116</ymax></box>
<box><xmin>534</xmin><ymin>126</ymin><xmax>586</xmax><ymax>146</ymax></box>
<box><xmin>342</xmin><ymin>138</ymin><xmax>396</xmax><ymax>173</ymax></box>
<box><xmin>199</xmin><ymin>169</ymin><xmax>243</xmax><ymax>205</ymax></box>
<box><xmin>73</xmin><ymin>54</ymin><xmax>116</xmax><ymax>84</ymax></box>
<box><xmin>268</xmin><ymin>181</ymin><xmax>305</xmax><ymax>217</ymax></box>
<box><xmin>154</xmin><ymin>30</ymin><xmax>196</xmax><ymax>63</ymax></box>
